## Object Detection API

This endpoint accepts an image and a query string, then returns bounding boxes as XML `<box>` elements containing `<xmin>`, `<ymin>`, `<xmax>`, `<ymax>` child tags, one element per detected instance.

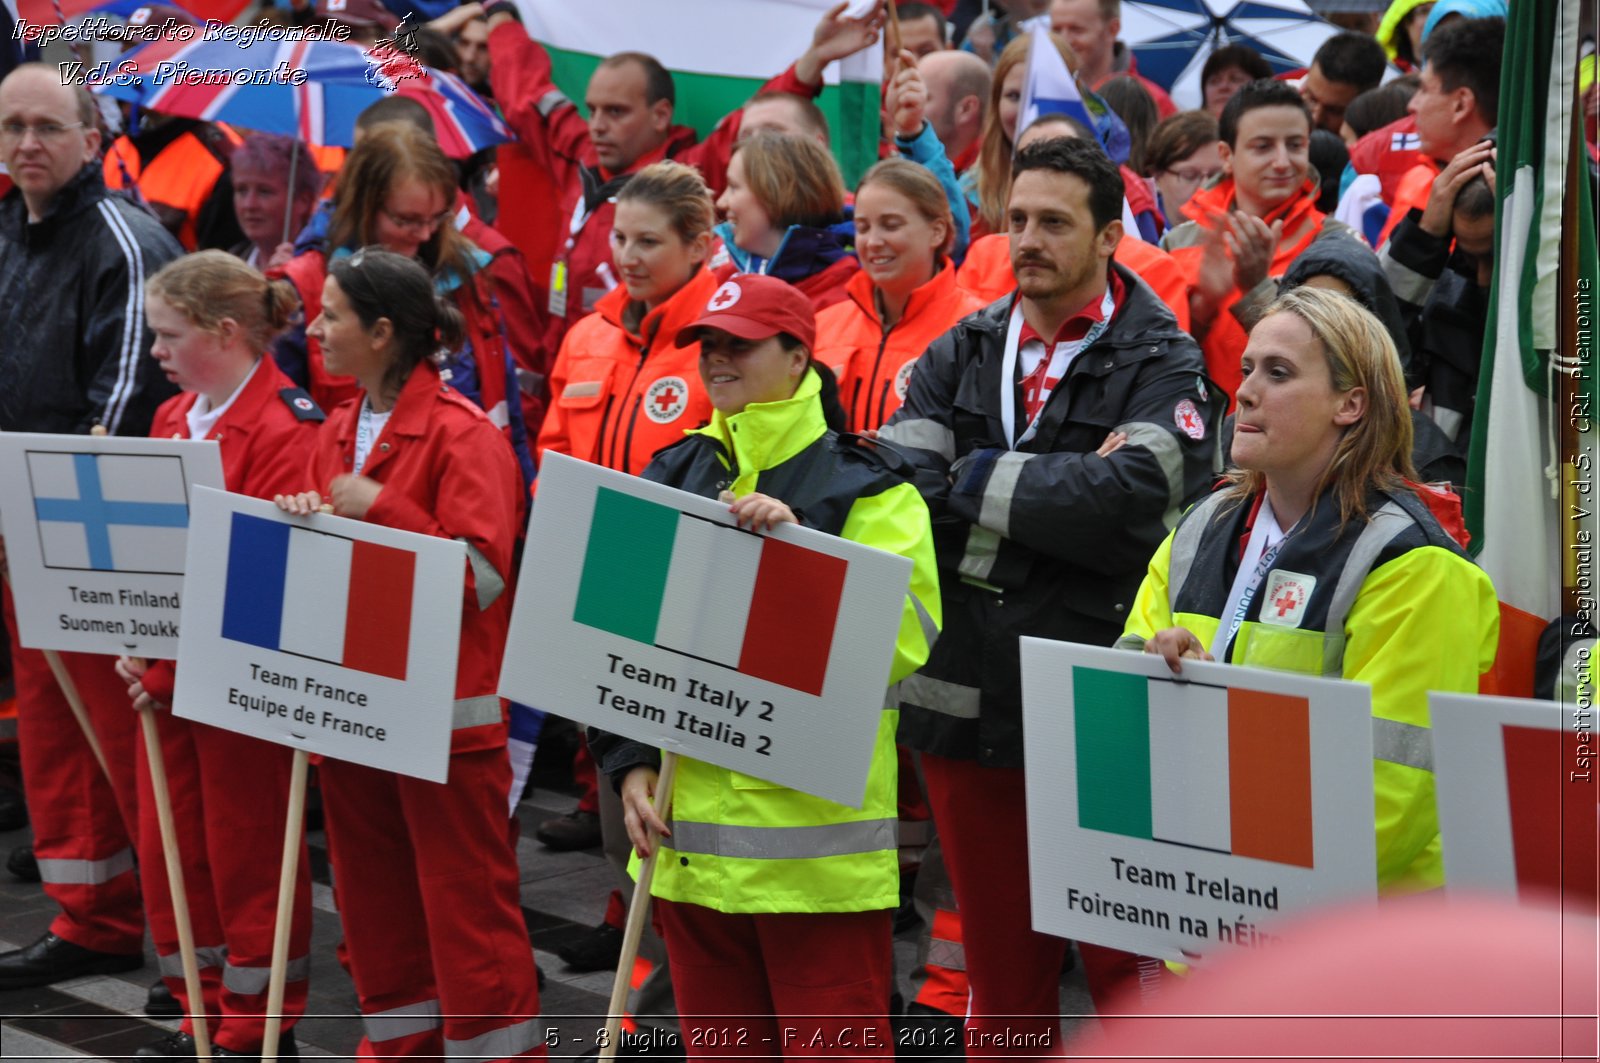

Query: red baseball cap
<box><xmin>675</xmin><ymin>275</ymin><xmax>816</xmax><ymax>351</ymax></box>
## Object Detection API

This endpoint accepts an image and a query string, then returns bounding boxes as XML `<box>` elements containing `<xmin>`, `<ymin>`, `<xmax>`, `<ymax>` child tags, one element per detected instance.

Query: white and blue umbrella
<box><xmin>1119</xmin><ymin>0</ymin><xmax>1341</xmax><ymax>111</ymax></box>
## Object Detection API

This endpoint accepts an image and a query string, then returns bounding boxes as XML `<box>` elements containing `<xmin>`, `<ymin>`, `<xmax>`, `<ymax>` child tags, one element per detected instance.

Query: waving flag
<box><xmin>1465</xmin><ymin>0</ymin><xmax>1598</xmax><ymax>695</ymax></box>
<box><xmin>509</xmin><ymin>0</ymin><xmax>883</xmax><ymax>184</ymax></box>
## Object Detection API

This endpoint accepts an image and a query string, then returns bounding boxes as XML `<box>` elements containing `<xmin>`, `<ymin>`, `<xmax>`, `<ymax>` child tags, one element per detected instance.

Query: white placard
<box><xmin>172</xmin><ymin>488</ymin><xmax>465</xmax><ymax>783</ymax></box>
<box><xmin>499</xmin><ymin>452</ymin><xmax>913</xmax><ymax>808</ymax></box>
<box><xmin>0</xmin><ymin>432</ymin><xmax>225</xmax><ymax>656</ymax></box>
<box><xmin>1431</xmin><ymin>692</ymin><xmax>1596</xmax><ymax>904</ymax></box>
<box><xmin>1021</xmin><ymin>639</ymin><xmax>1379</xmax><ymax>961</ymax></box>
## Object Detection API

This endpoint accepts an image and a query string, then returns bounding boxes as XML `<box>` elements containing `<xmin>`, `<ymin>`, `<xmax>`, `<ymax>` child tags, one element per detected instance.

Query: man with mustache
<box><xmin>879</xmin><ymin>137</ymin><xmax>1223</xmax><ymax>1045</ymax></box>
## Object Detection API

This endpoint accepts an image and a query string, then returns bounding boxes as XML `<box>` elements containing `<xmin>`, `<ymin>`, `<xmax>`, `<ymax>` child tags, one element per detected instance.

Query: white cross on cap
<box><xmin>707</xmin><ymin>281</ymin><xmax>741</xmax><ymax>311</ymax></box>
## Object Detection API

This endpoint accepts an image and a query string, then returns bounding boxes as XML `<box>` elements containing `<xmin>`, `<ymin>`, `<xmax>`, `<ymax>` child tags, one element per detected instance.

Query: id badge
<box><xmin>548</xmin><ymin>260</ymin><xmax>568</xmax><ymax>318</ymax></box>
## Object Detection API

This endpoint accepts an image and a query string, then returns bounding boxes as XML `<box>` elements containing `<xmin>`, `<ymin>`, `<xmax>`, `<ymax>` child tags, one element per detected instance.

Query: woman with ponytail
<box><xmin>590</xmin><ymin>273</ymin><xmax>941</xmax><ymax>1056</ymax></box>
<box><xmin>275</xmin><ymin>249</ymin><xmax>542</xmax><ymax>1061</ymax></box>
<box><xmin>813</xmin><ymin>158</ymin><xmax>984</xmax><ymax>434</ymax></box>
<box><xmin>117</xmin><ymin>250</ymin><xmax>321</xmax><ymax>1060</ymax></box>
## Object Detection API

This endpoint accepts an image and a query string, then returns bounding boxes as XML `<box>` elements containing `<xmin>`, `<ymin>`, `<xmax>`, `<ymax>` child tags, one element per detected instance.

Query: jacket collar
<box><xmin>332</xmin><ymin>360</ymin><xmax>443</xmax><ymax>470</ymax></box>
<box><xmin>843</xmin><ymin>262</ymin><xmax>960</xmax><ymax>329</ymax></box>
<box><xmin>714</xmin><ymin>215</ymin><xmax>856</xmax><ymax>282</ymax></box>
<box><xmin>690</xmin><ymin>368</ymin><xmax>827</xmax><ymax>476</ymax></box>
<box><xmin>596</xmin><ymin>267</ymin><xmax>721</xmax><ymax>350</ymax></box>
<box><xmin>1180</xmin><ymin>174</ymin><xmax>1322</xmax><ymax>234</ymax></box>
<box><xmin>0</xmin><ymin>164</ymin><xmax>108</xmax><ymax>243</ymax></box>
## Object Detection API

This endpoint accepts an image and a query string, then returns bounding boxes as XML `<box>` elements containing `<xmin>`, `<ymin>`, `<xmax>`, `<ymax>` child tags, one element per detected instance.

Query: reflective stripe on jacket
<box><xmin>1116</xmin><ymin>485</ymin><xmax>1499</xmax><ymax>891</ymax></box>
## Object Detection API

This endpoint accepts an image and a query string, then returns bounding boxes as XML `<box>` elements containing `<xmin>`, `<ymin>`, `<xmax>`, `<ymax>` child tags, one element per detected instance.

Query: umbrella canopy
<box><xmin>94</xmin><ymin>35</ymin><xmax>513</xmax><ymax>158</ymax></box>
<box><xmin>1119</xmin><ymin>0</ymin><xmax>1340</xmax><ymax>111</ymax></box>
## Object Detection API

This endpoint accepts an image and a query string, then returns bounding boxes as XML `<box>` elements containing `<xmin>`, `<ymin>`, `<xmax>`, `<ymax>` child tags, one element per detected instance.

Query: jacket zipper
<box><xmin>609</xmin><ymin>345</ymin><xmax>651</xmax><ymax>471</ymax></box>
<box><xmin>862</xmin><ymin>321</ymin><xmax>896</xmax><ymax>433</ymax></box>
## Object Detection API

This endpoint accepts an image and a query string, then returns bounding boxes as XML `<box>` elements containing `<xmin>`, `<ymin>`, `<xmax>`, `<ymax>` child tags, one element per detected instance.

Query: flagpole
<box><xmin>139</xmin><ymin>707</ymin><xmax>213</xmax><ymax>1062</ymax></box>
<box><xmin>281</xmin><ymin>138</ymin><xmax>301</xmax><ymax>248</ymax></box>
<box><xmin>260</xmin><ymin>749</ymin><xmax>309</xmax><ymax>1063</ymax></box>
<box><xmin>1</xmin><ymin>569</ymin><xmax>114</xmax><ymax>780</ymax></box>
<box><xmin>600</xmin><ymin>751</ymin><xmax>678</xmax><ymax>1063</ymax></box>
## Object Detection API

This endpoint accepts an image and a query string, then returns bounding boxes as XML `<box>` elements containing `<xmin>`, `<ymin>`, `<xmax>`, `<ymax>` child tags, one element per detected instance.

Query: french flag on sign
<box><xmin>221</xmin><ymin>511</ymin><xmax>415</xmax><ymax>681</ymax></box>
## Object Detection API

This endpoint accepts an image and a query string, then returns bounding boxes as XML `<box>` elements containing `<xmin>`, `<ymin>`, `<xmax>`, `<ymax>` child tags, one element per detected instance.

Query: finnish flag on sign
<box><xmin>28</xmin><ymin>451</ymin><xmax>190</xmax><ymax>575</ymax></box>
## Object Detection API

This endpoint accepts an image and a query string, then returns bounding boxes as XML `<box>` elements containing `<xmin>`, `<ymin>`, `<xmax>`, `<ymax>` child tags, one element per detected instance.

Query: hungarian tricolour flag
<box><xmin>1466</xmin><ymin>0</ymin><xmax>1599</xmax><ymax>695</ymax></box>
<box><xmin>509</xmin><ymin>0</ymin><xmax>883</xmax><ymax>184</ymax></box>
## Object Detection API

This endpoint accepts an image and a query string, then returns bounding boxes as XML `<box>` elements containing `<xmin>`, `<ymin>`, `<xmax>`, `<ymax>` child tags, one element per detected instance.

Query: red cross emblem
<box><xmin>643</xmin><ymin>376</ymin><xmax>689</xmax><ymax>424</ymax></box>
<box><xmin>1273</xmin><ymin>588</ymin><xmax>1299</xmax><ymax>617</ymax></box>
<box><xmin>708</xmin><ymin>282</ymin><xmax>741</xmax><ymax>311</ymax></box>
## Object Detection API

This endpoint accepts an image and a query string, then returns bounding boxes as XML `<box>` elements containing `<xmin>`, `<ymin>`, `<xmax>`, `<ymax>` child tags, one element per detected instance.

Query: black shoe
<box><xmin>555</xmin><ymin>921</ymin><xmax>624</xmax><ymax>972</ymax></box>
<box><xmin>146</xmin><ymin>977</ymin><xmax>183</xmax><ymax>1018</ymax></box>
<box><xmin>215</xmin><ymin>1031</ymin><xmax>298</xmax><ymax>1059</ymax></box>
<box><xmin>0</xmin><ymin>787</ymin><xmax>25</xmax><ymax>832</ymax></box>
<box><xmin>535</xmin><ymin>809</ymin><xmax>602</xmax><ymax>850</ymax></box>
<box><xmin>134</xmin><ymin>1030</ymin><xmax>196</xmax><ymax>1061</ymax></box>
<box><xmin>6</xmin><ymin>844</ymin><xmax>38</xmax><ymax>882</ymax></box>
<box><xmin>0</xmin><ymin>932</ymin><xmax>143</xmax><ymax>989</ymax></box>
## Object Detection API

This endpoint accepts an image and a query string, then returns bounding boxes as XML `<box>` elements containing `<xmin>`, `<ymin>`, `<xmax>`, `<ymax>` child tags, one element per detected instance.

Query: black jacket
<box><xmin>879</xmin><ymin>263</ymin><xmax>1223</xmax><ymax>766</ymax></box>
<box><xmin>0</xmin><ymin>166</ymin><xmax>183</xmax><ymax>435</ymax></box>
<box><xmin>1378</xmin><ymin>207</ymin><xmax>1488</xmax><ymax>454</ymax></box>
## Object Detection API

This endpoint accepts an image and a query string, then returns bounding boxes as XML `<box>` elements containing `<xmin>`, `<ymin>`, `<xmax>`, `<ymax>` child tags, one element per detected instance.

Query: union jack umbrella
<box><xmin>94</xmin><ymin>35</ymin><xmax>513</xmax><ymax>158</ymax></box>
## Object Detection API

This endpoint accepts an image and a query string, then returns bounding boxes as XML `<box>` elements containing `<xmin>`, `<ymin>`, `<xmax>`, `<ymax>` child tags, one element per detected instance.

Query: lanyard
<box><xmin>1210</xmin><ymin>496</ymin><xmax>1293</xmax><ymax>662</ymax></box>
<box><xmin>999</xmin><ymin>292</ymin><xmax>1114</xmax><ymax>448</ymax></box>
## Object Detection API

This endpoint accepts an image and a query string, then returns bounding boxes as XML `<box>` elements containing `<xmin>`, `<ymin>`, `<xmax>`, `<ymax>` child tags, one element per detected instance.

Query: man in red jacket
<box><xmin>483</xmin><ymin>0</ymin><xmax>887</xmax><ymax>362</ymax></box>
<box><xmin>1049</xmin><ymin>0</ymin><xmax>1176</xmax><ymax>117</ymax></box>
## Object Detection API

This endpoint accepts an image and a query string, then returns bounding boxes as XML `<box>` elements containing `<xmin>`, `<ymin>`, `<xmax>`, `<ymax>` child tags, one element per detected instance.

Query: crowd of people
<box><xmin>0</xmin><ymin>0</ymin><xmax>1584</xmax><ymax>1059</ymax></box>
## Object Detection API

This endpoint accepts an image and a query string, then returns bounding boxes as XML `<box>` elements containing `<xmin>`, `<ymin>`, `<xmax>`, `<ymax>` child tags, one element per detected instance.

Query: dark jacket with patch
<box><xmin>879</xmin><ymin>262</ymin><xmax>1224</xmax><ymax>766</ymax></box>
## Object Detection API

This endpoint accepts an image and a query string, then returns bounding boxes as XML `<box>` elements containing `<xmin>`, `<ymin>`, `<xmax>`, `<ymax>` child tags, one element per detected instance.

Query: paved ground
<box><xmin>0</xmin><ymin>737</ymin><xmax>1093</xmax><ymax>1060</ymax></box>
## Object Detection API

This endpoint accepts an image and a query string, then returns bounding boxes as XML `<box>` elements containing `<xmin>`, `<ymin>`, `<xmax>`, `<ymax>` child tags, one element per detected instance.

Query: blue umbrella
<box><xmin>1118</xmin><ymin>0</ymin><xmax>1341</xmax><ymax>111</ymax></box>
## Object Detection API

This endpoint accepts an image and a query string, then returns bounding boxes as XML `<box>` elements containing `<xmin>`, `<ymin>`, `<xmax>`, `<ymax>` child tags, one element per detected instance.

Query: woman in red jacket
<box><xmin>274</xmin><ymin>123</ymin><xmax>536</xmax><ymax>486</ymax></box>
<box><xmin>539</xmin><ymin>160</ymin><xmax>721</xmax><ymax>480</ymax></box>
<box><xmin>275</xmin><ymin>248</ymin><xmax>542</xmax><ymax>1061</ymax></box>
<box><xmin>813</xmin><ymin>159</ymin><xmax>983</xmax><ymax>433</ymax></box>
<box><xmin>117</xmin><ymin>251</ymin><xmax>321</xmax><ymax>1061</ymax></box>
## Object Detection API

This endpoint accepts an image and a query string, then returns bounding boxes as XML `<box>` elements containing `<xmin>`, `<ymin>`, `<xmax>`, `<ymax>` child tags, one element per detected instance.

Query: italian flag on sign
<box><xmin>509</xmin><ymin>0</ymin><xmax>885</xmax><ymax>185</ymax></box>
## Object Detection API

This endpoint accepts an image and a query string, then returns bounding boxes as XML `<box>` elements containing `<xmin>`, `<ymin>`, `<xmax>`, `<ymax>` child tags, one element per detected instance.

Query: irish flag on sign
<box><xmin>1074</xmin><ymin>667</ymin><xmax>1315</xmax><ymax>869</ymax></box>
<box><xmin>574</xmin><ymin>487</ymin><xmax>846</xmax><ymax>696</ymax></box>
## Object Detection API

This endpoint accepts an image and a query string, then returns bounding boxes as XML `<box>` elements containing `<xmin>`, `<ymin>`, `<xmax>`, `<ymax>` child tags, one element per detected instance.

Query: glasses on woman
<box><xmin>1163</xmin><ymin>167</ymin><xmax>1223</xmax><ymax>187</ymax></box>
<box><xmin>379</xmin><ymin>205</ymin><xmax>453</xmax><ymax>235</ymax></box>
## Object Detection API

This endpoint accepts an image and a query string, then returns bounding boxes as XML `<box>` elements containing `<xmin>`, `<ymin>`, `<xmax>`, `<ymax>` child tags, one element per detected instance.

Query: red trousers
<box><xmin>921</xmin><ymin>755</ymin><xmax>1170</xmax><ymax>1057</ymax></box>
<box><xmin>320</xmin><ymin>746</ymin><xmax>544</xmax><ymax>1061</ymax></box>
<box><xmin>136</xmin><ymin>710</ymin><xmax>311</xmax><ymax>1052</ymax></box>
<box><xmin>657</xmin><ymin>900</ymin><xmax>893</xmax><ymax>1063</ymax></box>
<box><xmin>5</xmin><ymin>586</ymin><xmax>142</xmax><ymax>954</ymax></box>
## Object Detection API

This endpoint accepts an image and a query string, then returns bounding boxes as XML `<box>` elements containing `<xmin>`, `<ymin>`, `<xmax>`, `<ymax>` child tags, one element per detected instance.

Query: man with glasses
<box><xmin>0</xmin><ymin>62</ymin><xmax>181</xmax><ymax>989</ymax></box>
